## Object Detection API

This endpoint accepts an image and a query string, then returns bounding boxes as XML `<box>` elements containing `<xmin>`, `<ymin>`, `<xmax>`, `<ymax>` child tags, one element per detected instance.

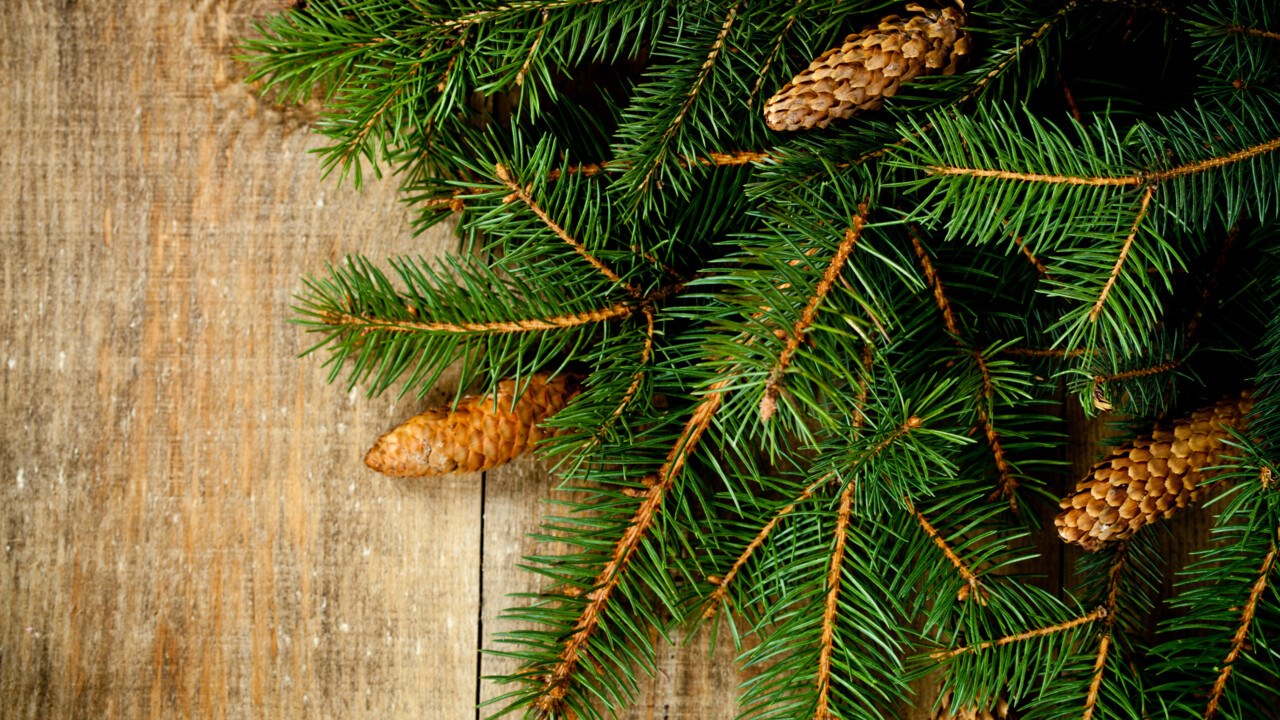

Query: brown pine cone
<box><xmin>932</xmin><ymin>688</ymin><xmax>1011</xmax><ymax>720</ymax></box>
<box><xmin>1055</xmin><ymin>392</ymin><xmax>1253</xmax><ymax>551</ymax></box>
<box><xmin>763</xmin><ymin>4</ymin><xmax>971</xmax><ymax>131</ymax></box>
<box><xmin>364</xmin><ymin>372</ymin><xmax>581</xmax><ymax>477</ymax></box>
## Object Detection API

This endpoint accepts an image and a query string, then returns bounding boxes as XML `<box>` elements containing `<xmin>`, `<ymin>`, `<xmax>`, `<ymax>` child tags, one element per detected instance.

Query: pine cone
<box><xmin>932</xmin><ymin>688</ymin><xmax>1011</xmax><ymax>720</ymax></box>
<box><xmin>763</xmin><ymin>4</ymin><xmax>970</xmax><ymax>131</ymax></box>
<box><xmin>1055</xmin><ymin>392</ymin><xmax>1253</xmax><ymax>551</ymax></box>
<box><xmin>364</xmin><ymin>372</ymin><xmax>581</xmax><ymax>477</ymax></box>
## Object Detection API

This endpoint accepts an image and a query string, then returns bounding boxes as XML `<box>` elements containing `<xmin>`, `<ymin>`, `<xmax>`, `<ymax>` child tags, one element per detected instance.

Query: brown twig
<box><xmin>438</xmin><ymin>0</ymin><xmax>603</xmax><ymax>29</ymax></box>
<box><xmin>909</xmin><ymin>229</ymin><xmax>1020</xmax><ymax>509</ymax></box>
<box><xmin>814</xmin><ymin>474</ymin><xmax>855</xmax><ymax>720</ymax></box>
<box><xmin>1082</xmin><ymin>544</ymin><xmax>1128</xmax><ymax>720</ymax></box>
<box><xmin>1090</xmin><ymin>184</ymin><xmax>1156</xmax><ymax>321</ymax></box>
<box><xmin>1203</xmin><ymin>542</ymin><xmax>1279</xmax><ymax>720</ymax></box>
<box><xmin>536</xmin><ymin>377</ymin><xmax>730</xmax><ymax>713</ymax></box>
<box><xmin>496</xmin><ymin>163</ymin><xmax>642</xmax><ymax>296</ymax></box>
<box><xmin>1225</xmin><ymin>24</ymin><xmax>1280</xmax><ymax>42</ymax></box>
<box><xmin>702</xmin><ymin>474</ymin><xmax>831</xmax><ymax>618</ymax></box>
<box><xmin>1061</xmin><ymin>71</ymin><xmax>1083</xmax><ymax>122</ymax></box>
<box><xmin>1001</xmin><ymin>346</ymin><xmax>1095</xmax><ymax>358</ymax></box>
<box><xmin>906</xmin><ymin>497</ymin><xmax>986</xmax><ymax>603</ymax></box>
<box><xmin>514</xmin><ymin>10</ymin><xmax>549</xmax><ymax>86</ymax></box>
<box><xmin>1088</xmin><ymin>357</ymin><xmax>1181</xmax><ymax>412</ymax></box>
<box><xmin>1013</xmin><ymin>234</ymin><xmax>1051</xmax><ymax>278</ymax></box>
<box><xmin>321</xmin><ymin>281</ymin><xmax>684</xmax><ymax>337</ymax></box>
<box><xmin>320</xmin><ymin>303</ymin><xmax>636</xmax><ymax>334</ymax></box>
<box><xmin>760</xmin><ymin>206</ymin><xmax>870</xmax><ymax>421</ymax></box>
<box><xmin>955</xmin><ymin>1</ymin><xmax>1079</xmax><ymax>107</ymax></box>
<box><xmin>813</xmin><ymin>418</ymin><xmax>920</xmax><ymax>718</ymax></box>
<box><xmin>1093</xmin><ymin>358</ymin><xmax>1181</xmax><ymax>385</ymax></box>
<box><xmin>748</xmin><ymin>6</ymin><xmax>800</xmax><ymax>105</ymax></box>
<box><xmin>928</xmin><ymin>136</ymin><xmax>1280</xmax><ymax>186</ymax></box>
<box><xmin>430</xmin><ymin>151</ymin><xmax>770</xmax><ymax>212</ymax></box>
<box><xmin>930</xmin><ymin>607</ymin><xmax>1108</xmax><ymax>660</ymax></box>
<box><xmin>635</xmin><ymin>2</ymin><xmax>743</xmax><ymax>195</ymax></box>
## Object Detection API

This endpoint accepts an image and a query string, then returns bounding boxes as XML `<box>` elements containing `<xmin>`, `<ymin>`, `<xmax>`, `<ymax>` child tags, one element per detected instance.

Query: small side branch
<box><xmin>513</xmin><ymin>10</ymin><xmax>549</xmax><ymax>86</ymax></box>
<box><xmin>1013</xmin><ymin>235</ymin><xmax>1051</xmax><ymax>278</ymax></box>
<box><xmin>905</xmin><ymin>498</ymin><xmax>986</xmax><ymax>603</ymax></box>
<box><xmin>926</xmin><ymin>135</ymin><xmax>1280</xmax><ymax>186</ymax></box>
<box><xmin>760</xmin><ymin>207</ymin><xmax>869</xmax><ymax>421</ymax></box>
<box><xmin>1082</xmin><ymin>545</ymin><xmax>1128</xmax><ymax>720</ymax></box>
<box><xmin>636</xmin><ymin>2</ymin><xmax>743</xmax><ymax>194</ymax></box>
<box><xmin>927</xmin><ymin>166</ymin><xmax>1142</xmax><ymax>186</ymax></box>
<box><xmin>317</xmin><ymin>282</ymin><xmax>685</xmax><ymax>337</ymax></box>
<box><xmin>814</xmin><ymin>418</ymin><xmax>920</xmax><ymax>718</ymax></box>
<box><xmin>1090</xmin><ymin>184</ymin><xmax>1156</xmax><ymax>322</ymax></box>
<box><xmin>432</xmin><ymin>151</ymin><xmax>770</xmax><ymax>211</ymax></box>
<box><xmin>496</xmin><ymin>163</ymin><xmax>642</xmax><ymax>296</ymax></box>
<box><xmin>319</xmin><ymin>302</ymin><xmax>637</xmax><ymax>334</ymax></box>
<box><xmin>535</xmin><ymin>377</ymin><xmax>729</xmax><ymax>714</ymax></box>
<box><xmin>702</xmin><ymin>474</ymin><xmax>830</xmax><ymax>617</ymax></box>
<box><xmin>1203</xmin><ymin>542</ymin><xmax>1279</xmax><ymax>720</ymax></box>
<box><xmin>748</xmin><ymin>6</ymin><xmax>800</xmax><ymax>104</ymax></box>
<box><xmin>955</xmin><ymin>1</ymin><xmax>1078</xmax><ymax>105</ymax></box>
<box><xmin>1081</xmin><ymin>634</ymin><xmax>1113</xmax><ymax>720</ymax></box>
<box><xmin>815</xmin><ymin>476</ymin><xmax>855</xmax><ymax>720</ymax></box>
<box><xmin>1001</xmin><ymin>346</ymin><xmax>1095</xmax><ymax>358</ymax></box>
<box><xmin>910</xmin><ymin>230</ymin><xmax>1019</xmax><ymax>508</ymax></box>
<box><xmin>1225</xmin><ymin>24</ymin><xmax>1280</xmax><ymax>41</ymax></box>
<box><xmin>1090</xmin><ymin>358</ymin><xmax>1181</xmax><ymax>410</ymax></box>
<box><xmin>930</xmin><ymin>607</ymin><xmax>1108</xmax><ymax>660</ymax></box>
<box><xmin>438</xmin><ymin>0</ymin><xmax>603</xmax><ymax>29</ymax></box>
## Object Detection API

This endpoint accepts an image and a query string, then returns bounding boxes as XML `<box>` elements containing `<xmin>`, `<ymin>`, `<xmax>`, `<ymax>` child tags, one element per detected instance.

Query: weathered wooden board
<box><xmin>0</xmin><ymin>2</ymin><xmax>484</xmax><ymax>717</ymax></box>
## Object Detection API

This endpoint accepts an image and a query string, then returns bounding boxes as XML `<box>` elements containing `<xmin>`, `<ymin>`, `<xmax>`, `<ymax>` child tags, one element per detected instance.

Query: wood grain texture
<box><xmin>0</xmin><ymin>2</ymin><xmax>482</xmax><ymax>717</ymax></box>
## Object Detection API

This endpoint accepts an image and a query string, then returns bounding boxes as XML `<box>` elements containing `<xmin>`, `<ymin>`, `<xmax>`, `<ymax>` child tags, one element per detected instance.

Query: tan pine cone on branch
<box><xmin>1055</xmin><ymin>392</ymin><xmax>1253</xmax><ymax>552</ymax></box>
<box><xmin>364</xmin><ymin>372</ymin><xmax>581</xmax><ymax>477</ymax></box>
<box><xmin>763</xmin><ymin>3</ymin><xmax>971</xmax><ymax>131</ymax></box>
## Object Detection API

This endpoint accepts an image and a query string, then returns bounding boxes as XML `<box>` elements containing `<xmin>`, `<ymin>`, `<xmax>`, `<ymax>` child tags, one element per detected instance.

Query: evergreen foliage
<box><xmin>244</xmin><ymin>0</ymin><xmax>1280</xmax><ymax>717</ymax></box>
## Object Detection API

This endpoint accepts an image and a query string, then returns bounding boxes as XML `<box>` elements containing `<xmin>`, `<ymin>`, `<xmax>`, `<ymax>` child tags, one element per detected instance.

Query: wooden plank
<box><xmin>0</xmin><ymin>2</ymin><xmax>479</xmax><ymax>717</ymax></box>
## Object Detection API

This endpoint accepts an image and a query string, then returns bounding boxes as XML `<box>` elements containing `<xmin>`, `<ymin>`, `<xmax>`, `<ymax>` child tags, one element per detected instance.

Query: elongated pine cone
<box><xmin>932</xmin><ymin>688</ymin><xmax>1011</xmax><ymax>720</ymax></box>
<box><xmin>1055</xmin><ymin>392</ymin><xmax>1253</xmax><ymax>551</ymax></box>
<box><xmin>763</xmin><ymin>3</ymin><xmax>970</xmax><ymax>131</ymax></box>
<box><xmin>364</xmin><ymin>372</ymin><xmax>581</xmax><ymax>477</ymax></box>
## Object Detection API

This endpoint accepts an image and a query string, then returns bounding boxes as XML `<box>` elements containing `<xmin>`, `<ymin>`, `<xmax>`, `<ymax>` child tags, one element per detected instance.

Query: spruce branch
<box><xmin>1082</xmin><ymin>543</ymin><xmax>1137</xmax><ymax>720</ymax></box>
<box><xmin>533</xmin><ymin>377</ymin><xmax>730</xmax><ymax>715</ymax></box>
<box><xmin>631</xmin><ymin>0</ymin><xmax>742</xmax><ymax>198</ymax></box>
<box><xmin>700</xmin><ymin>472</ymin><xmax>832</xmax><ymax>619</ymax></box>
<box><xmin>929</xmin><ymin>607</ymin><xmax>1109</xmax><ymax>661</ymax></box>
<box><xmin>814</xmin><ymin>470</ymin><xmax>857</xmax><ymax>720</ymax></box>
<box><xmin>759</xmin><ymin>205</ymin><xmax>869</xmax><ymax>422</ymax></box>
<box><xmin>495</xmin><ymin>162</ymin><xmax>640</xmax><ymax>295</ymax></box>
<box><xmin>910</xmin><ymin>229</ymin><xmax>1021</xmax><ymax>508</ymax></box>
<box><xmin>1203</xmin><ymin>539</ymin><xmax>1279</xmax><ymax>720</ymax></box>
<box><xmin>905</xmin><ymin>496</ymin><xmax>987</xmax><ymax>604</ymax></box>
<box><xmin>1090</xmin><ymin>184</ymin><xmax>1157</xmax><ymax>322</ymax></box>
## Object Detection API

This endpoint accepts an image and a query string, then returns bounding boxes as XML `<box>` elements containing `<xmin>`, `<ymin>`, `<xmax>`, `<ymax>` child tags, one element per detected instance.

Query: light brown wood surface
<box><xmin>0</xmin><ymin>2</ymin><xmax>736</xmax><ymax>718</ymax></box>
